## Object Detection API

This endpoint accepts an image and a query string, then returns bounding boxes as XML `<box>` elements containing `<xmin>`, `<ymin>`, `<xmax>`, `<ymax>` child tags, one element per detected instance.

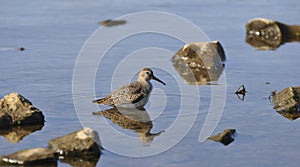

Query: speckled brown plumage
<box><xmin>93</xmin><ymin>68</ymin><xmax>166</xmax><ymax>108</ymax></box>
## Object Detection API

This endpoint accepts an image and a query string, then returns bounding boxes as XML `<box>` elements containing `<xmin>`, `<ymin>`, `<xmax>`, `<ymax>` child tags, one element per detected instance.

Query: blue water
<box><xmin>1</xmin><ymin>0</ymin><xmax>300</xmax><ymax>166</ymax></box>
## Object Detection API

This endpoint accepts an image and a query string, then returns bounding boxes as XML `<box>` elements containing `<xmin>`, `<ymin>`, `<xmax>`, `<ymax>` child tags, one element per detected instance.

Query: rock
<box><xmin>272</xmin><ymin>86</ymin><xmax>300</xmax><ymax>120</ymax></box>
<box><xmin>208</xmin><ymin>129</ymin><xmax>236</xmax><ymax>146</ymax></box>
<box><xmin>48</xmin><ymin>127</ymin><xmax>101</xmax><ymax>156</ymax></box>
<box><xmin>0</xmin><ymin>147</ymin><xmax>57</xmax><ymax>166</ymax></box>
<box><xmin>245</xmin><ymin>18</ymin><xmax>300</xmax><ymax>50</ymax></box>
<box><xmin>0</xmin><ymin>124</ymin><xmax>44</xmax><ymax>143</ymax></box>
<box><xmin>235</xmin><ymin>85</ymin><xmax>247</xmax><ymax>101</ymax></box>
<box><xmin>93</xmin><ymin>107</ymin><xmax>164</xmax><ymax>144</ymax></box>
<box><xmin>172</xmin><ymin>41</ymin><xmax>226</xmax><ymax>85</ymax></box>
<box><xmin>99</xmin><ymin>19</ymin><xmax>127</xmax><ymax>27</ymax></box>
<box><xmin>19</xmin><ymin>47</ymin><xmax>25</xmax><ymax>51</ymax></box>
<box><xmin>0</xmin><ymin>92</ymin><xmax>44</xmax><ymax>127</ymax></box>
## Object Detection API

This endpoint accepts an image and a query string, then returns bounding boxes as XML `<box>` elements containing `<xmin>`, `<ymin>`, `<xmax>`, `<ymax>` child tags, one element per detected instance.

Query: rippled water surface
<box><xmin>1</xmin><ymin>0</ymin><xmax>300</xmax><ymax>166</ymax></box>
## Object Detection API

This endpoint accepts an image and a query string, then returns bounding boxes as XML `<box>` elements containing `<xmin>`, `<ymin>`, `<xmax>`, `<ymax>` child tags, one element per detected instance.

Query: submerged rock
<box><xmin>272</xmin><ymin>86</ymin><xmax>300</xmax><ymax>120</ymax></box>
<box><xmin>48</xmin><ymin>127</ymin><xmax>101</xmax><ymax>156</ymax></box>
<box><xmin>245</xmin><ymin>18</ymin><xmax>300</xmax><ymax>50</ymax></box>
<box><xmin>0</xmin><ymin>92</ymin><xmax>44</xmax><ymax>128</ymax></box>
<box><xmin>208</xmin><ymin>129</ymin><xmax>236</xmax><ymax>146</ymax></box>
<box><xmin>0</xmin><ymin>147</ymin><xmax>57</xmax><ymax>166</ymax></box>
<box><xmin>172</xmin><ymin>41</ymin><xmax>226</xmax><ymax>85</ymax></box>
<box><xmin>99</xmin><ymin>19</ymin><xmax>127</xmax><ymax>27</ymax></box>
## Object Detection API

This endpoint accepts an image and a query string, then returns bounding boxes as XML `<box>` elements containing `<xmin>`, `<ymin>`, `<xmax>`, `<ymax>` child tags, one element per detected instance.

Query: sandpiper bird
<box><xmin>93</xmin><ymin>68</ymin><xmax>166</xmax><ymax>108</ymax></box>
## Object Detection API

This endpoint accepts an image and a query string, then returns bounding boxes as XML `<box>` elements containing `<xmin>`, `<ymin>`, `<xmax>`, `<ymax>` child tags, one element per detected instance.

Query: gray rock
<box><xmin>0</xmin><ymin>92</ymin><xmax>44</xmax><ymax>127</ymax></box>
<box><xmin>172</xmin><ymin>41</ymin><xmax>226</xmax><ymax>85</ymax></box>
<box><xmin>0</xmin><ymin>147</ymin><xmax>57</xmax><ymax>165</ymax></box>
<box><xmin>48</xmin><ymin>127</ymin><xmax>101</xmax><ymax>156</ymax></box>
<box><xmin>272</xmin><ymin>86</ymin><xmax>300</xmax><ymax>120</ymax></box>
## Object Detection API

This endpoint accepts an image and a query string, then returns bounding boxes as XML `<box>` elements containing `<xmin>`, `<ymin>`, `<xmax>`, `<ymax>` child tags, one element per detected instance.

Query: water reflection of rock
<box><xmin>60</xmin><ymin>155</ymin><xmax>100</xmax><ymax>167</ymax></box>
<box><xmin>245</xmin><ymin>18</ymin><xmax>300</xmax><ymax>50</ymax></box>
<box><xmin>0</xmin><ymin>124</ymin><xmax>43</xmax><ymax>143</ymax></box>
<box><xmin>272</xmin><ymin>86</ymin><xmax>300</xmax><ymax>120</ymax></box>
<box><xmin>172</xmin><ymin>41</ymin><xmax>226</xmax><ymax>85</ymax></box>
<box><xmin>93</xmin><ymin>107</ymin><xmax>164</xmax><ymax>145</ymax></box>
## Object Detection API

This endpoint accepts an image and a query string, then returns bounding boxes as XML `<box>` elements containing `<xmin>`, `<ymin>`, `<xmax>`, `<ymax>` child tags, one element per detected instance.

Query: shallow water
<box><xmin>1</xmin><ymin>0</ymin><xmax>300</xmax><ymax>166</ymax></box>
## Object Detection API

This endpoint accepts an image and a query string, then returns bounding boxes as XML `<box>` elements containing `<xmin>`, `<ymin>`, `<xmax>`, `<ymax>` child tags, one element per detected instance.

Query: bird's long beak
<box><xmin>152</xmin><ymin>75</ymin><xmax>166</xmax><ymax>85</ymax></box>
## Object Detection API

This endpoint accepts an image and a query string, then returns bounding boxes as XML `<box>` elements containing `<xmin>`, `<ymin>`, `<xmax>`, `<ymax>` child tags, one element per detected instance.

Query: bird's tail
<box><xmin>92</xmin><ymin>98</ymin><xmax>103</xmax><ymax>103</ymax></box>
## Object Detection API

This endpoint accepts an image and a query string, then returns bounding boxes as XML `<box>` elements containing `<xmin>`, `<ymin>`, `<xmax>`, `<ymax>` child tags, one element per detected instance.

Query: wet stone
<box><xmin>48</xmin><ymin>127</ymin><xmax>101</xmax><ymax>156</ymax></box>
<box><xmin>208</xmin><ymin>129</ymin><xmax>236</xmax><ymax>146</ymax></box>
<box><xmin>272</xmin><ymin>86</ymin><xmax>300</xmax><ymax>120</ymax></box>
<box><xmin>245</xmin><ymin>18</ymin><xmax>300</xmax><ymax>50</ymax></box>
<box><xmin>0</xmin><ymin>147</ymin><xmax>57</xmax><ymax>166</ymax></box>
<box><xmin>172</xmin><ymin>41</ymin><xmax>226</xmax><ymax>85</ymax></box>
<box><xmin>0</xmin><ymin>92</ymin><xmax>44</xmax><ymax>127</ymax></box>
<box><xmin>99</xmin><ymin>19</ymin><xmax>127</xmax><ymax>27</ymax></box>
<box><xmin>245</xmin><ymin>18</ymin><xmax>282</xmax><ymax>50</ymax></box>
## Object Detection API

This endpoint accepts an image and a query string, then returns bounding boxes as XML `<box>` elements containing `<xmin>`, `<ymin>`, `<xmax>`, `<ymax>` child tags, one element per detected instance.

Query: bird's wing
<box><xmin>111</xmin><ymin>82</ymin><xmax>146</xmax><ymax>104</ymax></box>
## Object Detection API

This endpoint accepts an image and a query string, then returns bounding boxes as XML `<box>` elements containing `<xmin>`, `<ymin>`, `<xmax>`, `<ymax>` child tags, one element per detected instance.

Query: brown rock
<box><xmin>208</xmin><ymin>129</ymin><xmax>236</xmax><ymax>146</ymax></box>
<box><xmin>172</xmin><ymin>41</ymin><xmax>226</xmax><ymax>85</ymax></box>
<box><xmin>272</xmin><ymin>86</ymin><xmax>300</xmax><ymax>120</ymax></box>
<box><xmin>48</xmin><ymin>127</ymin><xmax>101</xmax><ymax>156</ymax></box>
<box><xmin>0</xmin><ymin>92</ymin><xmax>44</xmax><ymax>127</ymax></box>
<box><xmin>245</xmin><ymin>18</ymin><xmax>300</xmax><ymax>50</ymax></box>
<box><xmin>0</xmin><ymin>147</ymin><xmax>57</xmax><ymax>165</ymax></box>
<box><xmin>99</xmin><ymin>19</ymin><xmax>127</xmax><ymax>27</ymax></box>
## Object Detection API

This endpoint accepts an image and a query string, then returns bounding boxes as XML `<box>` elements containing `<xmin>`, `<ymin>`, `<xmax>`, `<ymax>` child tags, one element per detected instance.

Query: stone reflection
<box><xmin>245</xmin><ymin>18</ymin><xmax>300</xmax><ymax>50</ymax></box>
<box><xmin>272</xmin><ymin>86</ymin><xmax>300</xmax><ymax>120</ymax></box>
<box><xmin>0</xmin><ymin>124</ymin><xmax>44</xmax><ymax>143</ymax></box>
<box><xmin>60</xmin><ymin>155</ymin><xmax>100</xmax><ymax>167</ymax></box>
<box><xmin>93</xmin><ymin>107</ymin><xmax>164</xmax><ymax>145</ymax></box>
<box><xmin>172</xmin><ymin>41</ymin><xmax>226</xmax><ymax>85</ymax></box>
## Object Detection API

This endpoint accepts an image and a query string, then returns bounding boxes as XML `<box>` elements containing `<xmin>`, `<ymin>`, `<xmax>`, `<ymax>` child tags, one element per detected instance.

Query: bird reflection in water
<box><xmin>93</xmin><ymin>107</ymin><xmax>164</xmax><ymax>145</ymax></box>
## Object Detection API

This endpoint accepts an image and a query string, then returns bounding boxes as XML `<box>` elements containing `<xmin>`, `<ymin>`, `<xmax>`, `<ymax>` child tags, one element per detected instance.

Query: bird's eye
<box><xmin>146</xmin><ymin>72</ymin><xmax>150</xmax><ymax>75</ymax></box>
